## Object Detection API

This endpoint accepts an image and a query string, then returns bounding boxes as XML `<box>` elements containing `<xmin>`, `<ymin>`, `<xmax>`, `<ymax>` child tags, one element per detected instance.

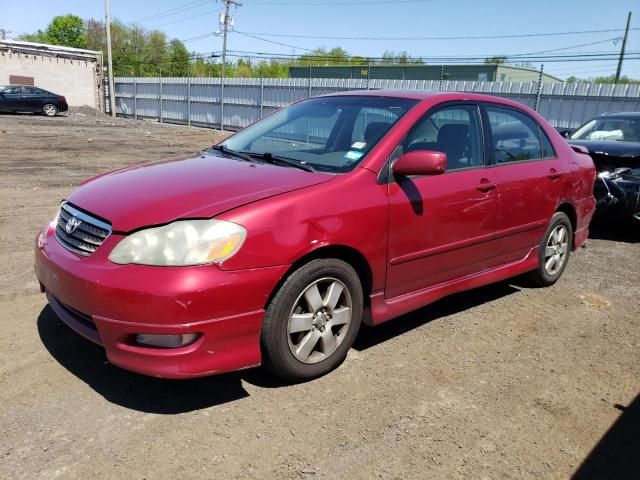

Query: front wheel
<box><xmin>527</xmin><ymin>211</ymin><xmax>572</xmax><ymax>287</ymax></box>
<box><xmin>261</xmin><ymin>259</ymin><xmax>363</xmax><ymax>382</ymax></box>
<box><xmin>42</xmin><ymin>104</ymin><xmax>58</xmax><ymax>117</ymax></box>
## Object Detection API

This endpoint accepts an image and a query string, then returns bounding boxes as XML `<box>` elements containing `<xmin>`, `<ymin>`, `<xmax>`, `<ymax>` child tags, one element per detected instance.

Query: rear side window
<box><xmin>540</xmin><ymin>128</ymin><xmax>555</xmax><ymax>158</ymax></box>
<box><xmin>486</xmin><ymin>107</ymin><xmax>544</xmax><ymax>163</ymax></box>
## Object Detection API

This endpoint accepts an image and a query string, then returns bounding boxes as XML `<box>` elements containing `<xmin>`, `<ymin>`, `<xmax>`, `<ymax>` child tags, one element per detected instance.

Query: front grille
<box><xmin>54</xmin><ymin>203</ymin><xmax>111</xmax><ymax>256</ymax></box>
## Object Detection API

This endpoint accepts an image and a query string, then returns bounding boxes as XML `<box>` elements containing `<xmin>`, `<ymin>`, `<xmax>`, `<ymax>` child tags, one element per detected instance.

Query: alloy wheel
<box><xmin>544</xmin><ymin>225</ymin><xmax>569</xmax><ymax>276</ymax></box>
<box><xmin>43</xmin><ymin>104</ymin><xmax>57</xmax><ymax>116</ymax></box>
<box><xmin>287</xmin><ymin>277</ymin><xmax>352</xmax><ymax>364</ymax></box>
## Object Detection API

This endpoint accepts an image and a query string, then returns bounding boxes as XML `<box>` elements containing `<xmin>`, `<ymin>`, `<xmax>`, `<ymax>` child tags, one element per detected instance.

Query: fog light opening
<box><xmin>135</xmin><ymin>333</ymin><xmax>200</xmax><ymax>349</ymax></box>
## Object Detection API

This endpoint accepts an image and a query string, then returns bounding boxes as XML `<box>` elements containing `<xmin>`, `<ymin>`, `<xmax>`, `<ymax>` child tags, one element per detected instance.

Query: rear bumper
<box><xmin>58</xmin><ymin>102</ymin><xmax>69</xmax><ymax>113</ymax></box>
<box><xmin>35</xmin><ymin>223</ymin><xmax>289</xmax><ymax>378</ymax></box>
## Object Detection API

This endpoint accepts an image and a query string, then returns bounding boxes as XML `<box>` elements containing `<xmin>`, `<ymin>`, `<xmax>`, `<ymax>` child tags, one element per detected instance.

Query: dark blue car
<box><xmin>0</xmin><ymin>85</ymin><xmax>68</xmax><ymax>116</ymax></box>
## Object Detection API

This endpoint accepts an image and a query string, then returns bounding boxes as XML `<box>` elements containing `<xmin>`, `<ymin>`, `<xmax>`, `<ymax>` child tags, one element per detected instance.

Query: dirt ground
<box><xmin>0</xmin><ymin>112</ymin><xmax>638</xmax><ymax>480</ymax></box>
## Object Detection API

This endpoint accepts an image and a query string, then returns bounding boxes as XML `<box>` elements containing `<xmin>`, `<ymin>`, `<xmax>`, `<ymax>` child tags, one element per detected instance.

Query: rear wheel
<box><xmin>261</xmin><ymin>259</ymin><xmax>363</xmax><ymax>382</ymax></box>
<box><xmin>42</xmin><ymin>104</ymin><xmax>58</xmax><ymax>117</ymax></box>
<box><xmin>528</xmin><ymin>212</ymin><xmax>572</xmax><ymax>286</ymax></box>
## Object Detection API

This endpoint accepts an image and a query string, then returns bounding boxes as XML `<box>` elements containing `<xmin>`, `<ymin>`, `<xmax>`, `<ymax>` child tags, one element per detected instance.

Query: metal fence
<box><xmin>106</xmin><ymin>77</ymin><xmax>640</xmax><ymax>131</ymax></box>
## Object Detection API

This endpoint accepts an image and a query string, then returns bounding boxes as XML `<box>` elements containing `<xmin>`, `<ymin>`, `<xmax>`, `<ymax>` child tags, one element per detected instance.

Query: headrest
<box><xmin>493</xmin><ymin>121</ymin><xmax>529</xmax><ymax>141</ymax></box>
<box><xmin>437</xmin><ymin>124</ymin><xmax>469</xmax><ymax>143</ymax></box>
<box><xmin>364</xmin><ymin>122</ymin><xmax>391</xmax><ymax>145</ymax></box>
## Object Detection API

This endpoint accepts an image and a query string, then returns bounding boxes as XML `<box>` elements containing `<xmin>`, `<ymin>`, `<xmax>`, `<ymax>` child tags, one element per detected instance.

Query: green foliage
<box><xmin>19</xmin><ymin>14</ymin><xmax>86</xmax><ymax>48</ymax></box>
<box><xmin>47</xmin><ymin>15</ymin><xmax>86</xmax><ymax>48</ymax></box>
<box><xmin>592</xmin><ymin>74</ymin><xmax>640</xmax><ymax>84</ymax></box>
<box><xmin>168</xmin><ymin>40</ymin><xmax>192</xmax><ymax>77</ymax></box>
<box><xmin>484</xmin><ymin>55</ymin><xmax>507</xmax><ymax>65</ymax></box>
<box><xmin>381</xmin><ymin>50</ymin><xmax>423</xmax><ymax>64</ymax></box>
<box><xmin>565</xmin><ymin>74</ymin><xmax>640</xmax><ymax>84</ymax></box>
<box><xmin>19</xmin><ymin>30</ymin><xmax>48</xmax><ymax>43</ymax></box>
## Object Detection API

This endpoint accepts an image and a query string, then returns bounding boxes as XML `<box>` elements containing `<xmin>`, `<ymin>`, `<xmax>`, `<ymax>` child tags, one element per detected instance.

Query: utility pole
<box><xmin>104</xmin><ymin>0</ymin><xmax>116</xmax><ymax>117</ymax></box>
<box><xmin>219</xmin><ymin>0</ymin><xmax>241</xmax><ymax>131</ymax></box>
<box><xmin>614</xmin><ymin>11</ymin><xmax>632</xmax><ymax>84</ymax></box>
<box><xmin>534</xmin><ymin>64</ymin><xmax>544</xmax><ymax>112</ymax></box>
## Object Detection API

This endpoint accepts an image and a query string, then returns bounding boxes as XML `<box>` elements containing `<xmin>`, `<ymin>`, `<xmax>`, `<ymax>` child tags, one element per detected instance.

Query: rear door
<box><xmin>386</xmin><ymin>103</ymin><xmax>499</xmax><ymax>298</ymax></box>
<box><xmin>481</xmin><ymin>104</ymin><xmax>564</xmax><ymax>266</ymax></box>
<box><xmin>21</xmin><ymin>86</ymin><xmax>46</xmax><ymax>112</ymax></box>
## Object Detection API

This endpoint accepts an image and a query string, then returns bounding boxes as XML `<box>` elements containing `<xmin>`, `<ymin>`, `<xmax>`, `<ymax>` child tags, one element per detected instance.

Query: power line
<box><xmin>145</xmin><ymin>10</ymin><xmax>216</xmax><ymax>29</ymax></box>
<box><xmin>131</xmin><ymin>0</ymin><xmax>211</xmax><ymax>24</ymax></box>
<box><xmin>232</xmin><ymin>27</ymin><xmax>640</xmax><ymax>41</ymax></box>
<box><xmin>513</xmin><ymin>38</ymin><xmax>623</xmax><ymax>57</ymax></box>
<box><xmin>245</xmin><ymin>0</ymin><xmax>435</xmax><ymax>5</ymax></box>
<box><xmin>234</xmin><ymin>30</ymin><xmax>316</xmax><ymax>52</ymax></box>
<box><xmin>236</xmin><ymin>31</ymin><xmax>628</xmax><ymax>59</ymax></box>
<box><xmin>221</xmin><ymin>50</ymin><xmax>640</xmax><ymax>64</ymax></box>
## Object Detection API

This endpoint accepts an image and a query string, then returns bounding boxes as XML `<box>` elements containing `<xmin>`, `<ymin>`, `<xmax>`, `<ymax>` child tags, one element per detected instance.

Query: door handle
<box><xmin>476</xmin><ymin>180</ymin><xmax>497</xmax><ymax>192</ymax></box>
<box><xmin>547</xmin><ymin>168</ymin><xmax>561</xmax><ymax>180</ymax></box>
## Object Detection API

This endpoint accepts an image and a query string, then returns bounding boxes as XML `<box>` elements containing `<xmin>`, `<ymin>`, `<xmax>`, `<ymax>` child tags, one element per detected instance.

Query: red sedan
<box><xmin>34</xmin><ymin>91</ymin><xmax>596</xmax><ymax>381</ymax></box>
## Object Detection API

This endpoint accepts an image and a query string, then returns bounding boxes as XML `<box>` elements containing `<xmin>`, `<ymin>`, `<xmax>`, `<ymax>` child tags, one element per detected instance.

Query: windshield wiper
<box><xmin>210</xmin><ymin>145</ymin><xmax>257</xmax><ymax>163</ymax></box>
<box><xmin>240</xmin><ymin>151</ymin><xmax>315</xmax><ymax>172</ymax></box>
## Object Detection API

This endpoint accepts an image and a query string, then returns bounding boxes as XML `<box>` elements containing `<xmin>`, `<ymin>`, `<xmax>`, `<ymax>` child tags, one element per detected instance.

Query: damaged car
<box><xmin>567</xmin><ymin>112</ymin><xmax>640</xmax><ymax>221</ymax></box>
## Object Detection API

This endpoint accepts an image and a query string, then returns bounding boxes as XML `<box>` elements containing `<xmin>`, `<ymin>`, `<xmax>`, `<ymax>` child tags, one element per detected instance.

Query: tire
<box><xmin>261</xmin><ymin>258</ymin><xmax>363</xmax><ymax>382</ymax></box>
<box><xmin>42</xmin><ymin>104</ymin><xmax>58</xmax><ymax>117</ymax></box>
<box><xmin>527</xmin><ymin>212</ymin><xmax>572</xmax><ymax>287</ymax></box>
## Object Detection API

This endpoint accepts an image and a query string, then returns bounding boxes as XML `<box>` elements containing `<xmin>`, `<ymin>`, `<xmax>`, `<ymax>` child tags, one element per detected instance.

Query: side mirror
<box><xmin>393</xmin><ymin>150</ymin><xmax>447</xmax><ymax>177</ymax></box>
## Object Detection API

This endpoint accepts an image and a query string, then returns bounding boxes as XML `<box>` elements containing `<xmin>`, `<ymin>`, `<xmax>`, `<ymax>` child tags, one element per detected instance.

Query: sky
<box><xmin>1</xmin><ymin>0</ymin><xmax>638</xmax><ymax>80</ymax></box>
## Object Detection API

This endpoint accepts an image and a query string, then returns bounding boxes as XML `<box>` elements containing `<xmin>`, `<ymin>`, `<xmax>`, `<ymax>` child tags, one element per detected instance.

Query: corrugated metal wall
<box><xmin>108</xmin><ymin>77</ymin><xmax>640</xmax><ymax>131</ymax></box>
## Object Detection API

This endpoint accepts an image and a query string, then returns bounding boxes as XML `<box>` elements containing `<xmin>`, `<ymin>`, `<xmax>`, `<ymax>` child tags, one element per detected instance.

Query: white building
<box><xmin>0</xmin><ymin>40</ymin><xmax>104</xmax><ymax>110</ymax></box>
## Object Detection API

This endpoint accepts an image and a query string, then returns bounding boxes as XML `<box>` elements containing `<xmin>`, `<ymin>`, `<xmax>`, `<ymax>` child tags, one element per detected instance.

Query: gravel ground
<box><xmin>0</xmin><ymin>112</ymin><xmax>638</xmax><ymax>480</ymax></box>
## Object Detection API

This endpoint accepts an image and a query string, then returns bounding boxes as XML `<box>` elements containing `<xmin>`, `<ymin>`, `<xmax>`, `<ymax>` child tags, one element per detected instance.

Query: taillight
<box><xmin>59</xmin><ymin>96</ymin><xmax>67</xmax><ymax>103</ymax></box>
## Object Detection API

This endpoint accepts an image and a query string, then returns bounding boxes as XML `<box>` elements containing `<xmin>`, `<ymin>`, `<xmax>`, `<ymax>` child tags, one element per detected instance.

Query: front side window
<box><xmin>400</xmin><ymin>105</ymin><xmax>484</xmax><ymax>171</ymax></box>
<box><xmin>486</xmin><ymin>107</ymin><xmax>543</xmax><ymax>163</ymax></box>
<box><xmin>0</xmin><ymin>86</ymin><xmax>22</xmax><ymax>94</ymax></box>
<box><xmin>221</xmin><ymin>96</ymin><xmax>418</xmax><ymax>173</ymax></box>
<box><xmin>570</xmin><ymin>117</ymin><xmax>640</xmax><ymax>142</ymax></box>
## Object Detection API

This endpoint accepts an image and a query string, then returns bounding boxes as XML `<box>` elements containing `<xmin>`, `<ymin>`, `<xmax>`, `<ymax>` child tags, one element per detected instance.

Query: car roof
<box><xmin>317</xmin><ymin>89</ymin><xmax>529</xmax><ymax>108</ymax></box>
<box><xmin>599</xmin><ymin>111</ymin><xmax>640</xmax><ymax>119</ymax></box>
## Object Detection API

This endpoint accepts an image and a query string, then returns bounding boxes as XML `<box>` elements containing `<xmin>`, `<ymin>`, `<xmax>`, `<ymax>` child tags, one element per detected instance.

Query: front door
<box><xmin>386</xmin><ymin>104</ymin><xmax>498</xmax><ymax>299</ymax></box>
<box><xmin>0</xmin><ymin>85</ymin><xmax>23</xmax><ymax>111</ymax></box>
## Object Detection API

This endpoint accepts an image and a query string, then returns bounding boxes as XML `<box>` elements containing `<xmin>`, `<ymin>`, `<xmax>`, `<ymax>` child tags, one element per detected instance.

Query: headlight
<box><xmin>109</xmin><ymin>219</ymin><xmax>246</xmax><ymax>266</ymax></box>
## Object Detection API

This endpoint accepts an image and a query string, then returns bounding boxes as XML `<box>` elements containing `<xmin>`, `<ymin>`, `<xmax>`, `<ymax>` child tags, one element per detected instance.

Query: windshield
<box><xmin>219</xmin><ymin>95</ymin><xmax>419</xmax><ymax>173</ymax></box>
<box><xmin>571</xmin><ymin>117</ymin><xmax>640</xmax><ymax>143</ymax></box>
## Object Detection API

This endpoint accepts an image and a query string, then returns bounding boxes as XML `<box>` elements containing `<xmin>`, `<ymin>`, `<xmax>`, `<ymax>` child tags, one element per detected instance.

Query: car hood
<box><xmin>66</xmin><ymin>150</ymin><xmax>333</xmax><ymax>232</ymax></box>
<box><xmin>568</xmin><ymin>140</ymin><xmax>640</xmax><ymax>157</ymax></box>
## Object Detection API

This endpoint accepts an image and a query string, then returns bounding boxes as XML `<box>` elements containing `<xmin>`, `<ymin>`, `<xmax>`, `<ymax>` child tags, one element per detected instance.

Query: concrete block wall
<box><xmin>0</xmin><ymin>52</ymin><xmax>99</xmax><ymax>108</ymax></box>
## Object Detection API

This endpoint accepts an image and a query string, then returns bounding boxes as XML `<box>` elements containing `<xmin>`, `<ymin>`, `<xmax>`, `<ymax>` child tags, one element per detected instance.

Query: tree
<box><xmin>484</xmin><ymin>55</ymin><xmax>507</xmax><ymax>65</ymax></box>
<box><xmin>46</xmin><ymin>14</ymin><xmax>86</xmax><ymax>48</ymax></box>
<box><xmin>19</xmin><ymin>14</ymin><xmax>86</xmax><ymax>48</ymax></box>
<box><xmin>18</xmin><ymin>30</ymin><xmax>48</xmax><ymax>43</ymax></box>
<box><xmin>85</xmin><ymin>19</ymin><xmax>105</xmax><ymax>52</ymax></box>
<box><xmin>592</xmin><ymin>74</ymin><xmax>640</xmax><ymax>84</ymax></box>
<box><xmin>167</xmin><ymin>40</ymin><xmax>191</xmax><ymax>76</ymax></box>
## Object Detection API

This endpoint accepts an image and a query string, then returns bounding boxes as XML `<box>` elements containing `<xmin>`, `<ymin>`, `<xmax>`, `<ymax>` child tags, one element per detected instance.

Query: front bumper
<box><xmin>35</xmin><ymin>223</ymin><xmax>289</xmax><ymax>378</ymax></box>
